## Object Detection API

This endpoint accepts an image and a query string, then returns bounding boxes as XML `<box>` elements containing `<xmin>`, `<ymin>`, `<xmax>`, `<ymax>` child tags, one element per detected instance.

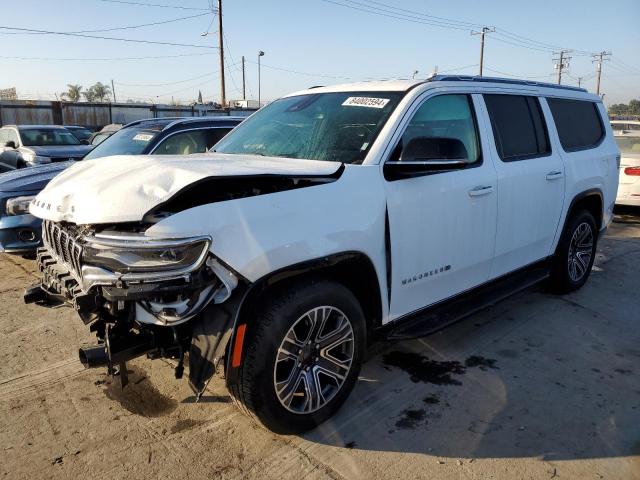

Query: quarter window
<box><xmin>547</xmin><ymin>98</ymin><xmax>604</xmax><ymax>151</ymax></box>
<box><xmin>484</xmin><ymin>94</ymin><xmax>550</xmax><ymax>161</ymax></box>
<box><xmin>394</xmin><ymin>94</ymin><xmax>481</xmax><ymax>164</ymax></box>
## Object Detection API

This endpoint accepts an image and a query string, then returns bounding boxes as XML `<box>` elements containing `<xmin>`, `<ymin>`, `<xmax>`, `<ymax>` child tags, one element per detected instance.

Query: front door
<box><xmin>384</xmin><ymin>93</ymin><xmax>498</xmax><ymax>321</ymax></box>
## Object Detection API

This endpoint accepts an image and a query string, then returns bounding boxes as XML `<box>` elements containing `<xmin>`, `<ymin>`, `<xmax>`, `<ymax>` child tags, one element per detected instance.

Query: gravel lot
<box><xmin>1</xmin><ymin>212</ymin><xmax>639</xmax><ymax>480</ymax></box>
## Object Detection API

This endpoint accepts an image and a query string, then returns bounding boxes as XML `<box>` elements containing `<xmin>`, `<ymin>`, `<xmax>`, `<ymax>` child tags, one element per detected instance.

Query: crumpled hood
<box><xmin>22</xmin><ymin>145</ymin><xmax>93</xmax><ymax>158</ymax></box>
<box><xmin>0</xmin><ymin>162</ymin><xmax>73</xmax><ymax>193</ymax></box>
<box><xmin>30</xmin><ymin>153</ymin><xmax>342</xmax><ymax>224</ymax></box>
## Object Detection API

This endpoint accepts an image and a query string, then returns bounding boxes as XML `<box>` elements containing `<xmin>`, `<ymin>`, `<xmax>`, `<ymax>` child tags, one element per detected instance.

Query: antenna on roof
<box><xmin>426</xmin><ymin>65</ymin><xmax>438</xmax><ymax>80</ymax></box>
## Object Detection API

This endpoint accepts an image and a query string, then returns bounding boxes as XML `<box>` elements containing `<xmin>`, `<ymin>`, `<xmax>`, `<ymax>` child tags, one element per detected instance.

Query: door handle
<box><xmin>546</xmin><ymin>170</ymin><xmax>564</xmax><ymax>180</ymax></box>
<box><xmin>468</xmin><ymin>185</ymin><xmax>494</xmax><ymax>197</ymax></box>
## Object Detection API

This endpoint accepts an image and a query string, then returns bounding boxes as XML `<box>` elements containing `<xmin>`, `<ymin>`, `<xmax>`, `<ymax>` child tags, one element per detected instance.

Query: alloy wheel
<box><xmin>273</xmin><ymin>306</ymin><xmax>355</xmax><ymax>414</ymax></box>
<box><xmin>567</xmin><ymin>222</ymin><xmax>594</xmax><ymax>282</ymax></box>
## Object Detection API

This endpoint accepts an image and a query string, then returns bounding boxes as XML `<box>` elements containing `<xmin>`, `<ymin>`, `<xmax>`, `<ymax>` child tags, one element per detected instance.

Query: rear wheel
<box><xmin>229</xmin><ymin>279</ymin><xmax>365</xmax><ymax>433</ymax></box>
<box><xmin>549</xmin><ymin>209</ymin><xmax>598</xmax><ymax>293</ymax></box>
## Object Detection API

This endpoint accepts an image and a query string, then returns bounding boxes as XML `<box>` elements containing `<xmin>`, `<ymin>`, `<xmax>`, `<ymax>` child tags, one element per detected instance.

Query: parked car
<box><xmin>610</xmin><ymin>119</ymin><xmax>640</xmax><ymax>135</ymax></box>
<box><xmin>88</xmin><ymin>123</ymin><xmax>123</xmax><ymax>146</ymax></box>
<box><xmin>613</xmin><ymin>126</ymin><xmax>640</xmax><ymax>207</ymax></box>
<box><xmin>0</xmin><ymin>125</ymin><xmax>93</xmax><ymax>173</ymax></box>
<box><xmin>0</xmin><ymin>117</ymin><xmax>242</xmax><ymax>254</ymax></box>
<box><xmin>25</xmin><ymin>76</ymin><xmax>618</xmax><ymax>434</ymax></box>
<box><xmin>65</xmin><ymin>125</ymin><xmax>94</xmax><ymax>144</ymax></box>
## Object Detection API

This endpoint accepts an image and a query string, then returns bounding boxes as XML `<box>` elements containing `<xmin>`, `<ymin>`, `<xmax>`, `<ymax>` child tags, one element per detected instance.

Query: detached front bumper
<box><xmin>25</xmin><ymin>221</ymin><xmax>246</xmax><ymax>394</ymax></box>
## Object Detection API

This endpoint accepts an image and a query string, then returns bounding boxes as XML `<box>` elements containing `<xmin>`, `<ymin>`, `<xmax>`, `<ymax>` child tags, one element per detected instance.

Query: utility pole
<box><xmin>553</xmin><ymin>50</ymin><xmax>572</xmax><ymax>85</ymax></box>
<box><xmin>577</xmin><ymin>76</ymin><xmax>583</xmax><ymax>88</ymax></box>
<box><xmin>258</xmin><ymin>50</ymin><xmax>265</xmax><ymax>106</ymax></box>
<box><xmin>241</xmin><ymin>55</ymin><xmax>246</xmax><ymax>100</ymax></box>
<box><xmin>592</xmin><ymin>51</ymin><xmax>611</xmax><ymax>96</ymax></box>
<box><xmin>111</xmin><ymin>79</ymin><xmax>117</xmax><ymax>103</ymax></box>
<box><xmin>217</xmin><ymin>0</ymin><xmax>226</xmax><ymax>108</ymax></box>
<box><xmin>471</xmin><ymin>26</ymin><xmax>495</xmax><ymax>76</ymax></box>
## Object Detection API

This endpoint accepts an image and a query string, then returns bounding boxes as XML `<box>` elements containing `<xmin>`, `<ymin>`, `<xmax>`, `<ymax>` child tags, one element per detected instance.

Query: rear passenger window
<box><xmin>547</xmin><ymin>98</ymin><xmax>604</xmax><ymax>151</ymax></box>
<box><xmin>484</xmin><ymin>94</ymin><xmax>550</xmax><ymax>161</ymax></box>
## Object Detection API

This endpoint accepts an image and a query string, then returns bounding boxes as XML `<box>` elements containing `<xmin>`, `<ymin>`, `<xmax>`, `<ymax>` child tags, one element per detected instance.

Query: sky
<box><xmin>1</xmin><ymin>0</ymin><xmax>639</xmax><ymax>106</ymax></box>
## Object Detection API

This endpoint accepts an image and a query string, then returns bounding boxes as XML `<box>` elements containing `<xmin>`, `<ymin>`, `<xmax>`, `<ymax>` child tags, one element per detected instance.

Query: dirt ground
<box><xmin>1</xmin><ymin>212</ymin><xmax>639</xmax><ymax>480</ymax></box>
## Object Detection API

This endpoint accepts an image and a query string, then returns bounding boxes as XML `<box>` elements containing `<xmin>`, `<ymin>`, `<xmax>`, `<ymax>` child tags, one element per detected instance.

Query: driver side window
<box><xmin>395</xmin><ymin>94</ymin><xmax>481</xmax><ymax>164</ymax></box>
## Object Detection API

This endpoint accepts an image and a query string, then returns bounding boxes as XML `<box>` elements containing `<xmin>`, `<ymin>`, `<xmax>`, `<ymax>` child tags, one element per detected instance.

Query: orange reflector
<box><xmin>231</xmin><ymin>324</ymin><xmax>247</xmax><ymax>368</ymax></box>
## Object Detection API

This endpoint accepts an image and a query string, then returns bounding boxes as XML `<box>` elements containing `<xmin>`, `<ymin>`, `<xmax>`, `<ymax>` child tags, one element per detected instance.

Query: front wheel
<box><xmin>549</xmin><ymin>209</ymin><xmax>598</xmax><ymax>293</ymax></box>
<box><xmin>229</xmin><ymin>279</ymin><xmax>365</xmax><ymax>434</ymax></box>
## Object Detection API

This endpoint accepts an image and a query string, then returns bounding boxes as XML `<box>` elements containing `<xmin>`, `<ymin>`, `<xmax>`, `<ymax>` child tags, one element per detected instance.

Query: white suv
<box><xmin>26</xmin><ymin>76</ymin><xmax>619</xmax><ymax>433</ymax></box>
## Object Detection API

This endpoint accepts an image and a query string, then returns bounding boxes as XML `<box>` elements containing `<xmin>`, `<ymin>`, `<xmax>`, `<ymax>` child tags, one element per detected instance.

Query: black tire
<box><xmin>229</xmin><ymin>279</ymin><xmax>366</xmax><ymax>434</ymax></box>
<box><xmin>549</xmin><ymin>209</ymin><xmax>598</xmax><ymax>293</ymax></box>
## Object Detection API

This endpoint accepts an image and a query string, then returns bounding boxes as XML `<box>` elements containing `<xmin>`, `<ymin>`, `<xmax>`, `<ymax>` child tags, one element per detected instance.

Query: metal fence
<box><xmin>0</xmin><ymin>100</ymin><xmax>256</xmax><ymax>130</ymax></box>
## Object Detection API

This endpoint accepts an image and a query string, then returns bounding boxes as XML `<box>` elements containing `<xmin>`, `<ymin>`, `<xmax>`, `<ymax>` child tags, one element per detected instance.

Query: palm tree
<box><xmin>91</xmin><ymin>82</ymin><xmax>112</xmax><ymax>102</ymax></box>
<box><xmin>63</xmin><ymin>84</ymin><xmax>83</xmax><ymax>102</ymax></box>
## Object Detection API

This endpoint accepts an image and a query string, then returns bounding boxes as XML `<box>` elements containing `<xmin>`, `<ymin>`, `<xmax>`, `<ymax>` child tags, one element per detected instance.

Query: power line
<box><xmin>0</xmin><ymin>52</ymin><xmax>215</xmax><ymax>61</ymax></box>
<box><xmin>0</xmin><ymin>12</ymin><xmax>210</xmax><ymax>35</ymax></box>
<box><xmin>365</xmin><ymin>0</ymin><xmax>482</xmax><ymax>28</ymax></box>
<box><xmin>318</xmin><ymin>0</ymin><xmax>471</xmax><ymax>32</ymax></box>
<box><xmin>98</xmin><ymin>0</ymin><xmax>211</xmax><ymax>11</ymax></box>
<box><xmin>0</xmin><ymin>25</ymin><xmax>216</xmax><ymax>48</ymax></box>
<box><xmin>115</xmin><ymin>72</ymin><xmax>215</xmax><ymax>87</ymax></box>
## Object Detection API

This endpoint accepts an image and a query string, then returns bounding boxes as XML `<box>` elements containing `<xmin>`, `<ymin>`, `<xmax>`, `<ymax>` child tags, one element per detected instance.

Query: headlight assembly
<box><xmin>21</xmin><ymin>152</ymin><xmax>51</xmax><ymax>165</ymax></box>
<box><xmin>82</xmin><ymin>236</ymin><xmax>210</xmax><ymax>274</ymax></box>
<box><xmin>6</xmin><ymin>195</ymin><xmax>36</xmax><ymax>216</ymax></box>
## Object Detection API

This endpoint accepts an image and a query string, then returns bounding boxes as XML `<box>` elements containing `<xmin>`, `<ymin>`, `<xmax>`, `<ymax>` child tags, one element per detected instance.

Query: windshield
<box><xmin>84</xmin><ymin>126</ymin><xmax>159</xmax><ymax>160</ymax></box>
<box><xmin>21</xmin><ymin>128</ymin><xmax>81</xmax><ymax>146</ymax></box>
<box><xmin>214</xmin><ymin>92</ymin><xmax>403</xmax><ymax>163</ymax></box>
<box><xmin>68</xmin><ymin>128</ymin><xmax>92</xmax><ymax>141</ymax></box>
<box><xmin>615</xmin><ymin>136</ymin><xmax>640</xmax><ymax>155</ymax></box>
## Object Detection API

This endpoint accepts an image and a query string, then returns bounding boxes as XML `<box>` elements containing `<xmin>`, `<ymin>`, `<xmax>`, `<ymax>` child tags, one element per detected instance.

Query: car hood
<box><xmin>22</xmin><ymin>145</ymin><xmax>93</xmax><ymax>158</ymax></box>
<box><xmin>30</xmin><ymin>153</ymin><xmax>342</xmax><ymax>224</ymax></box>
<box><xmin>0</xmin><ymin>161</ymin><xmax>73</xmax><ymax>193</ymax></box>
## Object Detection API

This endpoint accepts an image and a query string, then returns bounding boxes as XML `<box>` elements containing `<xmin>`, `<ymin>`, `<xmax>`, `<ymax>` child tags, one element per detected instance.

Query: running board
<box><xmin>385</xmin><ymin>263</ymin><xmax>551</xmax><ymax>341</ymax></box>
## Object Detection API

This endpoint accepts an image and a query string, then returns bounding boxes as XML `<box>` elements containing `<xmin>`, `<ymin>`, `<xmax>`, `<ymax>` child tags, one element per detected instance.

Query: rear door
<box><xmin>385</xmin><ymin>92</ymin><xmax>498</xmax><ymax>320</ymax></box>
<box><xmin>481</xmin><ymin>93</ymin><xmax>565</xmax><ymax>279</ymax></box>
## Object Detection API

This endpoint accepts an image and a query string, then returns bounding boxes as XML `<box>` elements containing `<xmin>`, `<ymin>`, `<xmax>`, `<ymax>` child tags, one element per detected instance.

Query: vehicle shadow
<box><xmin>303</xmin><ymin>229</ymin><xmax>640</xmax><ymax>463</ymax></box>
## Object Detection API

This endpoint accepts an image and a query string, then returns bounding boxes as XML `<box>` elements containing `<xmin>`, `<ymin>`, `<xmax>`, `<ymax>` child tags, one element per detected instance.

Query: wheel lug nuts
<box><xmin>298</xmin><ymin>349</ymin><xmax>302</xmax><ymax>354</ymax></box>
<box><xmin>305</xmin><ymin>367</ymin><xmax>310</xmax><ymax>372</ymax></box>
<box><xmin>297</xmin><ymin>362</ymin><xmax>302</xmax><ymax>367</ymax></box>
<box><xmin>314</xmin><ymin>357</ymin><xmax>318</xmax><ymax>362</ymax></box>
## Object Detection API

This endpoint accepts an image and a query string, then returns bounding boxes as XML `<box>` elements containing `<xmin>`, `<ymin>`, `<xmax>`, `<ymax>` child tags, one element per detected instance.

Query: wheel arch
<box><xmin>224</xmin><ymin>251</ymin><xmax>384</xmax><ymax>385</ymax></box>
<box><xmin>557</xmin><ymin>189</ymin><xmax>603</xmax><ymax>252</ymax></box>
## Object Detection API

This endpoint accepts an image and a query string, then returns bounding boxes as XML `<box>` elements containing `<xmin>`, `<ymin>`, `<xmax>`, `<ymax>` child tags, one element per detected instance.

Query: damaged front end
<box><xmin>24</xmin><ymin>219</ymin><xmax>243</xmax><ymax>393</ymax></box>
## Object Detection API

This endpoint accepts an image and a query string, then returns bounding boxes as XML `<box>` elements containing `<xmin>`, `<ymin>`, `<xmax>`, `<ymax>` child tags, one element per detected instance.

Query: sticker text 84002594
<box><xmin>342</xmin><ymin>97</ymin><xmax>390</xmax><ymax>109</ymax></box>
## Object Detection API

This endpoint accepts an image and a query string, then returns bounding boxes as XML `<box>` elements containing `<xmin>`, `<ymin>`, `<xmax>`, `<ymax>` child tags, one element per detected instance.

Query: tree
<box><xmin>609</xmin><ymin>99</ymin><xmax>640</xmax><ymax>116</ymax></box>
<box><xmin>60</xmin><ymin>84</ymin><xmax>83</xmax><ymax>102</ymax></box>
<box><xmin>83</xmin><ymin>82</ymin><xmax>112</xmax><ymax>102</ymax></box>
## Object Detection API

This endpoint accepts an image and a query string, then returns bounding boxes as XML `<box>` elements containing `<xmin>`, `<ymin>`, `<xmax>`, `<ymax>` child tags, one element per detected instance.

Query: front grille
<box><xmin>42</xmin><ymin>220</ymin><xmax>83</xmax><ymax>278</ymax></box>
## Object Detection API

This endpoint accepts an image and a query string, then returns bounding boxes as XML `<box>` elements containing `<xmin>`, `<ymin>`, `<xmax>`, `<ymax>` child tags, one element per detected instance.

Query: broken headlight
<box><xmin>83</xmin><ymin>237</ymin><xmax>210</xmax><ymax>274</ymax></box>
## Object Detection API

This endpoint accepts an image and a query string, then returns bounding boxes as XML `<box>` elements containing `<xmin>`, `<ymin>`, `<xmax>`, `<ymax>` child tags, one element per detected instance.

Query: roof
<box><xmin>1</xmin><ymin>124</ymin><xmax>69</xmax><ymax>130</ymax></box>
<box><xmin>122</xmin><ymin>116</ymin><xmax>245</xmax><ymax>131</ymax></box>
<box><xmin>287</xmin><ymin>75</ymin><xmax>591</xmax><ymax>98</ymax></box>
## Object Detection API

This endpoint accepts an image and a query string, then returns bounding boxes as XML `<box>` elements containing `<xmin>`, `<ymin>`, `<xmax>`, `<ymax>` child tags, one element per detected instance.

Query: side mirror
<box><xmin>384</xmin><ymin>137</ymin><xmax>469</xmax><ymax>180</ymax></box>
<box><xmin>4</xmin><ymin>141</ymin><xmax>16</xmax><ymax>149</ymax></box>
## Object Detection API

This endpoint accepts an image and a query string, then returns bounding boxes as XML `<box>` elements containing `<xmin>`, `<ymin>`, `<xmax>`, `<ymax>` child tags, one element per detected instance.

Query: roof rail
<box><xmin>427</xmin><ymin>75</ymin><xmax>587</xmax><ymax>93</ymax></box>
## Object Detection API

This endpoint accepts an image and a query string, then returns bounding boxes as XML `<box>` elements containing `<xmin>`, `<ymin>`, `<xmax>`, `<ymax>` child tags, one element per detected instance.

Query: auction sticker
<box><xmin>132</xmin><ymin>133</ymin><xmax>154</xmax><ymax>142</ymax></box>
<box><xmin>342</xmin><ymin>97</ymin><xmax>390</xmax><ymax>108</ymax></box>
